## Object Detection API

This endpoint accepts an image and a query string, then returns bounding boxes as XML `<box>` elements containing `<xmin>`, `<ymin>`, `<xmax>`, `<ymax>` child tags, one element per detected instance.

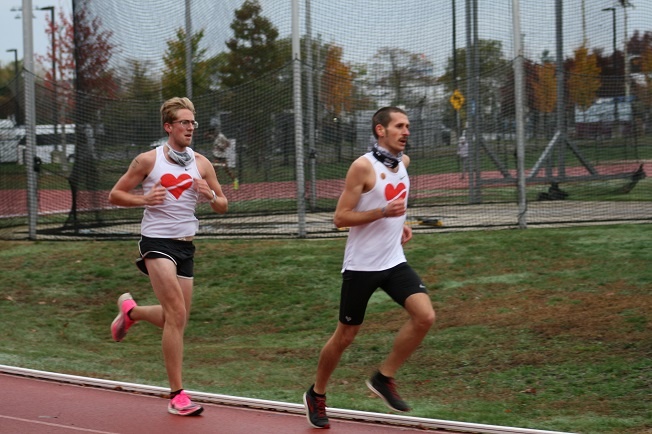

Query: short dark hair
<box><xmin>371</xmin><ymin>106</ymin><xmax>407</xmax><ymax>139</ymax></box>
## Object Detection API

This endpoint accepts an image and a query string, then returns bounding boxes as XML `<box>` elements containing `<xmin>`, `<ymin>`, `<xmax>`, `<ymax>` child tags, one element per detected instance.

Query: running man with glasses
<box><xmin>108</xmin><ymin>97</ymin><xmax>228</xmax><ymax>416</ymax></box>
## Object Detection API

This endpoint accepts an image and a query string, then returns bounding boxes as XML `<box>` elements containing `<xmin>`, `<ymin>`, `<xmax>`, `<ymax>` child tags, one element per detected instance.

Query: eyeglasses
<box><xmin>170</xmin><ymin>120</ymin><xmax>199</xmax><ymax>129</ymax></box>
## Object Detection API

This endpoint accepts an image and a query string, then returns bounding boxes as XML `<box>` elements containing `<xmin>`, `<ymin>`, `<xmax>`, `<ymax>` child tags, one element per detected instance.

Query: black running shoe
<box><xmin>303</xmin><ymin>387</ymin><xmax>330</xmax><ymax>429</ymax></box>
<box><xmin>366</xmin><ymin>371</ymin><xmax>411</xmax><ymax>412</ymax></box>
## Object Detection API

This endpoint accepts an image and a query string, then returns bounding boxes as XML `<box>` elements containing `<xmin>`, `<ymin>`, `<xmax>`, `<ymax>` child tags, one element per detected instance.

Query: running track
<box><xmin>1</xmin><ymin>373</ymin><xmax>448</xmax><ymax>434</ymax></box>
<box><xmin>0</xmin><ymin>368</ymin><xmax>575</xmax><ymax>434</ymax></box>
<box><xmin>1</xmin><ymin>163</ymin><xmax>646</xmax><ymax>217</ymax></box>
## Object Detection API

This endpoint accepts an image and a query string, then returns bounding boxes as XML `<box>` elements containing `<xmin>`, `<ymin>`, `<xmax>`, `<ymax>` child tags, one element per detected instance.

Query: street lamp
<box><xmin>6</xmin><ymin>49</ymin><xmax>18</xmax><ymax>79</ymax></box>
<box><xmin>39</xmin><ymin>6</ymin><xmax>58</xmax><ymax>146</ymax></box>
<box><xmin>602</xmin><ymin>7</ymin><xmax>618</xmax><ymax>132</ymax></box>
<box><xmin>6</xmin><ymin>49</ymin><xmax>19</xmax><ymax>124</ymax></box>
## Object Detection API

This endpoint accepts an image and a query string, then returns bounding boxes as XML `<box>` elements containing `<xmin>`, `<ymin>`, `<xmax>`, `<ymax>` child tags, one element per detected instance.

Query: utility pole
<box><xmin>622</xmin><ymin>2</ymin><xmax>630</xmax><ymax>101</ymax></box>
<box><xmin>452</xmin><ymin>0</ymin><xmax>460</xmax><ymax>137</ymax></box>
<box><xmin>39</xmin><ymin>6</ymin><xmax>58</xmax><ymax>155</ymax></box>
<box><xmin>185</xmin><ymin>0</ymin><xmax>192</xmax><ymax>99</ymax></box>
<box><xmin>23</xmin><ymin>0</ymin><xmax>38</xmax><ymax>239</ymax></box>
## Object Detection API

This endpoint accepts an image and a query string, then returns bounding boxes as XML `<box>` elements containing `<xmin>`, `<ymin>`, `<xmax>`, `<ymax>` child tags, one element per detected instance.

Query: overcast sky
<box><xmin>1</xmin><ymin>0</ymin><xmax>650</xmax><ymax>74</ymax></box>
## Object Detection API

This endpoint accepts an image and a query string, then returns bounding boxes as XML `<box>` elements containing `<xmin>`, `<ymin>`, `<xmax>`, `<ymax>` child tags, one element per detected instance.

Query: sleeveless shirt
<box><xmin>342</xmin><ymin>152</ymin><xmax>409</xmax><ymax>272</ymax></box>
<box><xmin>140</xmin><ymin>145</ymin><xmax>201</xmax><ymax>238</ymax></box>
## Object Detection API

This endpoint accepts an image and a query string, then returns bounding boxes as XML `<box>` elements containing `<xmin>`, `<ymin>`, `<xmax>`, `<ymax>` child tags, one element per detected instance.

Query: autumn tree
<box><xmin>67</xmin><ymin>0</ymin><xmax>117</xmax><ymax>228</ymax></box>
<box><xmin>533</xmin><ymin>63</ymin><xmax>557</xmax><ymax>113</ymax></box>
<box><xmin>531</xmin><ymin>61</ymin><xmax>557</xmax><ymax>136</ymax></box>
<box><xmin>321</xmin><ymin>44</ymin><xmax>353</xmax><ymax>117</ymax></box>
<box><xmin>317</xmin><ymin>44</ymin><xmax>355</xmax><ymax>159</ymax></box>
<box><xmin>568</xmin><ymin>45</ymin><xmax>602</xmax><ymax>113</ymax></box>
<box><xmin>38</xmin><ymin>0</ymin><xmax>117</xmax><ymax>133</ymax></box>
<box><xmin>36</xmin><ymin>8</ymin><xmax>76</xmax><ymax>127</ymax></box>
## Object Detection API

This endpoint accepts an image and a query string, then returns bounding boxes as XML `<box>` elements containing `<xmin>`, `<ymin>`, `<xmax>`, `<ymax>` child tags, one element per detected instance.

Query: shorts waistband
<box><xmin>172</xmin><ymin>236</ymin><xmax>194</xmax><ymax>242</ymax></box>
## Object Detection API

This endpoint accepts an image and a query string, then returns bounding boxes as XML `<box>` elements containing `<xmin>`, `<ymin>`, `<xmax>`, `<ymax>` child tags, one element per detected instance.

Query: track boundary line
<box><xmin>0</xmin><ymin>415</ymin><xmax>119</xmax><ymax>434</ymax></box>
<box><xmin>0</xmin><ymin>364</ymin><xmax>576</xmax><ymax>434</ymax></box>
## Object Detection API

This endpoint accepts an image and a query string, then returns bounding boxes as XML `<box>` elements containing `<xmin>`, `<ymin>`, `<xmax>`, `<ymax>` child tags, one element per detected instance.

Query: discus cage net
<box><xmin>0</xmin><ymin>0</ymin><xmax>651</xmax><ymax>240</ymax></box>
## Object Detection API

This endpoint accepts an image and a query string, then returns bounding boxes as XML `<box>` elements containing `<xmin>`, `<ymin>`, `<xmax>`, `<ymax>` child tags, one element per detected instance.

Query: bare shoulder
<box><xmin>193</xmin><ymin>152</ymin><xmax>216</xmax><ymax>177</ymax></box>
<box><xmin>350</xmin><ymin>154</ymin><xmax>373</xmax><ymax>172</ymax></box>
<box><xmin>194</xmin><ymin>152</ymin><xmax>209</xmax><ymax>164</ymax></box>
<box><xmin>194</xmin><ymin>152</ymin><xmax>213</xmax><ymax>170</ymax></box>
<box><xmin>130</xmin><ymin>149</ymin><xmax>156</xmax><ymax>173</ymax></box>
<box><xmin>402</xmin><ymin>154</ymin><xmax>411</xmax><ymax>169</ymax></box>
<box><xmin>347</xmin><ymin>155</ymin><xmax>375</xmax><ymax>191</ymax></box>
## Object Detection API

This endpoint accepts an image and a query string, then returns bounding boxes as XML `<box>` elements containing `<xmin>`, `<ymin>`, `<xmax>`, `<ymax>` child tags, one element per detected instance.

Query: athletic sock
<box><xmin>375</xmin><ymin>371</ymin><xmax>391</xmax><ymax>382</ymax></box>
<box><xmin>170</xmin><ymin>389</ymin><xmax>183</xmax><ymax>399</ymax></box>
<box><xmin>309</xmin><ymin>384</ymin><xmax>326</xmax><ymax>398</ymax></box>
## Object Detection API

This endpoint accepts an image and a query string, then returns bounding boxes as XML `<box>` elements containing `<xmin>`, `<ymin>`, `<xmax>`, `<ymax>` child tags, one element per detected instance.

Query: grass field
<box><xmin>0</xmin><ymin>224</ymin><xmax>650</xmax><ymax>433</ymax></box>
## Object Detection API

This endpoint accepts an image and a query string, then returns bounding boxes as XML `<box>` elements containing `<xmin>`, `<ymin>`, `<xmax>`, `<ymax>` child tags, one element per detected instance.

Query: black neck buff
<box><xmin>166</xmin><ymin>143</ymin><xmax>194</xmax><ymax>166</ymax></box>
<box><xmin>371</xmin><ymin>143</ymin><xmax>402</xmax><ymax>169</ymax></box>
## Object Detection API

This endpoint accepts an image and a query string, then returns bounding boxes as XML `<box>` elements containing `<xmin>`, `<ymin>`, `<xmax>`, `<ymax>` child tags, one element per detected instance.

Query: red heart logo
<box><xmin>160</xmin><ymin>173</ymin><xmax>193</xmax><ymax>199</ymax></box>
<box><xmin>385</xmin><ymin>183</ymin><xmax>407</xmax><ymax>201</ymax></box>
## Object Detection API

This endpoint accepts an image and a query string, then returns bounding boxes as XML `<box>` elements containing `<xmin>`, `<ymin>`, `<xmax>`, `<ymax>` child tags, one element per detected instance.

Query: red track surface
<box><xmin>2</xmin><ymin>162</ymin><xmax>646</xmax><ymax>216</ymax></box>
<box><xmin>2</xmin><ymin>373</ymin><xmax>444</xmax><ymax>434</ymax></box>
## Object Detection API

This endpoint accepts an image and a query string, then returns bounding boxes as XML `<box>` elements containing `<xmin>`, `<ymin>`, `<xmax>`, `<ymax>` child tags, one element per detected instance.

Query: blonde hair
<box><xmin>160</xmin><ymin>97</ymin><xmax>195</xmax><ymax>126</ymax></box>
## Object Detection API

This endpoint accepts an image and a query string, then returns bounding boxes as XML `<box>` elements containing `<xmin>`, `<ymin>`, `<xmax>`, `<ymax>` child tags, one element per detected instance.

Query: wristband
<box><xmin>210</xmin><ymin>189</ymin><xmax>217</xmax><ymax>203</ymax></box>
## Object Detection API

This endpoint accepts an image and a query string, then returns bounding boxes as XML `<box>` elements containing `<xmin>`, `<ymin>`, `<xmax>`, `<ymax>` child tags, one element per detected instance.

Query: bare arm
<box><xmin>108</xmin><ymin>151</ymin><xmax>166</xmax><ymax>207</ymax></box>
<box><xmin>194</xmin><ymin>153</ymin><xmax>228</xmax><ymax>214</ymax></box>
<box><xmin>333</xmin><ymin>157</ymin><xmax>407</xmax><ymax>228</ymax></box>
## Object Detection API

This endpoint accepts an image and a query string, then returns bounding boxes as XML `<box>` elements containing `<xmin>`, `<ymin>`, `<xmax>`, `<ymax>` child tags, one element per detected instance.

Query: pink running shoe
<box><xmin>111</xmin><ymin>293</ymin><xmax>137</xmax><ymax>342</ymax></box>
<box><xmin>168</xmin><ymin>390</ymin><xmax>204</xmax><ymax>416</ymax></box>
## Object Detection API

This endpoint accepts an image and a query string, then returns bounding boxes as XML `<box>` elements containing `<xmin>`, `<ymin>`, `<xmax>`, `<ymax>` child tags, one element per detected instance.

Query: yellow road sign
<box><xmin>450</xmin><ymin>89</ymin><xmax>465</xmax><ymax>111</ymax></box>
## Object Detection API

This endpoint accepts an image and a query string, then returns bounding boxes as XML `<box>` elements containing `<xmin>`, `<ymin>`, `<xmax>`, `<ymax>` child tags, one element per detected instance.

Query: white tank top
<box><xmin>140</xmin><ymin>145</ymin><xmax>201</xmax><ymax>238</ymax></box>
<box><xmin>342</xmin><ymin>153</ymin><xmax>409</xmax><ymax>272</ymax></box>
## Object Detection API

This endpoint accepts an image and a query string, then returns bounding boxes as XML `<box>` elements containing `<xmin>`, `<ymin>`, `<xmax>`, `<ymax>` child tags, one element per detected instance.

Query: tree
<box><xmin>531</xmin><ymin>60</ymin><xmax>557</xmax><ymax>137</ymax></box>
<box><xmin>0</xmin><ymin>60</ymin><xmax>21</xmax><ymax>122</ymax></box>
<box><xmin>441</xmin><ymin>40</ymin><xmax>510</xmax><ymax>130</ymax></box>
<box><xmin>321</xmin><ymin>44</ymin><xmax>353</xmax><ymax>117</ymax></box>
<box><xmin>36</xmin><ymin>8</ymin><xmax>76</xmax><ymax>126</ymax></box>
<box><xmin>67</xmin><ymin>0</ymin><xmax>117</xmax><ymax>229</ymax></box>
<box><xmin>37</xmin><ymin>1</ymin><xmax>116</xmax><ymax>129</ymax></box>
<box><xmin>161</xmin><ymin>28</ymin><xmax>213</xmax><ymax>99</ymax></box>
<box><xmin>371</xmin><ymin>48</ymin><xmax>435</xmax><ymax>106</ymax></box>
<box><xmin>0</xmin><ymin>62</ymin><xmax>17</xmax><ymax>86</ymax></box>
<box><xmin>218</xmin><ymin>0</ymin><xmax>283</xmax><ymax>88</ymax></box>
<box><xmin>217</xmin><ymin>0</ymin><xmax>286</xmax><ymax>176</ymax></box>
<box><xmin>441</xmin><ymin>40</ymin><xmax>509</xmax><ymax>90</ymax></box>
<box><xmin>72</xmin><ymin>2</ymin><xmax>117</xmax><ymax>101</ymax></box>
<box><xmin>635</xmin><ymin>45</ymin><xmax>652</xmax><ymax>131</ymax></box>
<box><xmin>319</xmin><ymin>44</ymin><xmax>355</xmax><ymax>160</ymax></box>
<box><xmin>628</xmin><ymin>30</ymin><xmax>652</xmax><ymax>132</ymax></box>
<box><xmin>568</xmin><ymin>45</ymin><xmax>601</xmax><ymax>111</ymax></box>
<box><xmin>532</xmin><ymin>62</ymin><xmax>557</xmax><ymax>114</ymax></box>
<box><xmin>102</xmin><ymin>59</ymin><xmax>162</xmax><ymax>147</ymax></box>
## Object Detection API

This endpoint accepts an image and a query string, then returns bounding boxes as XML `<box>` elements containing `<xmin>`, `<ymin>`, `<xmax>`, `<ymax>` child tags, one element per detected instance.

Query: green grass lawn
<box><xmin>0</xmin><ymin>224</ymin><xmax>650</xmax><ymax>434</ymax></box>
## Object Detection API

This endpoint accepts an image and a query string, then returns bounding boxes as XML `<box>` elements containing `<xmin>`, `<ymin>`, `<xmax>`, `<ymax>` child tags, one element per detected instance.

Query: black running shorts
<box><xmin>136</xmin><ymin>236</ymin><xmax>196</xmax><ymax>278</ymax></box>
<box><xmin>339</xmin><ymin>262</ymin><xmax>427</xmax><ymax>326</ymax></box>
